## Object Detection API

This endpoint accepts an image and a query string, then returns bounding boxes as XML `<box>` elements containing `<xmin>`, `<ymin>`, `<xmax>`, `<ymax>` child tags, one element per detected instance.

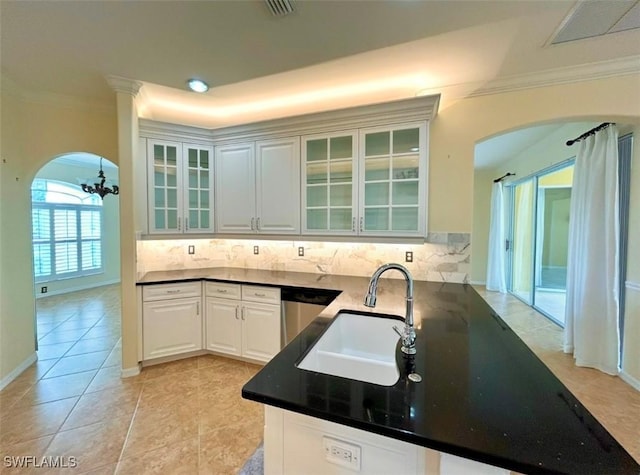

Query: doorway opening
<box><xmin>30</xmin><ymin>153</ymin><xmax>122</xmax><ymax>372</ymax></box>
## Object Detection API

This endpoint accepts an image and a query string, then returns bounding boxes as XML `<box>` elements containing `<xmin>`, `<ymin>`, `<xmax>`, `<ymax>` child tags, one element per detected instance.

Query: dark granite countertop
<box><xmin>242</xmin><ymin>281</ymin><xmax>639</xmax><ymax>475</ymax></box>
<box><xmin>137</xmin><ymin>268</ymin><xmax>638</xmax><ymax>473</ymax></box>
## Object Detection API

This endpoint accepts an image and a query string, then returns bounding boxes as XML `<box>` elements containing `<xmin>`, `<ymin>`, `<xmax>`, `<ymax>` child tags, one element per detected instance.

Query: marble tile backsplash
<box><xmin>137</xmin><ymin>233</ymin><xmax>471</xmax><ymax>283</ymax></box>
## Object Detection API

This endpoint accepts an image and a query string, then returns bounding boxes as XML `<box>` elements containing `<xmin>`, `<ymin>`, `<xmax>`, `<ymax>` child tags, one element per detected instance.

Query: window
<box><xmin>31</xmin><ymin>179</ymin><xmax>103</xmax><ymax>281</ymax></box>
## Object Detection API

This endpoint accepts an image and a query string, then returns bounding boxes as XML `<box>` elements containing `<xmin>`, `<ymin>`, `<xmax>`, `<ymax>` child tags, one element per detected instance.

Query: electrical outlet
<box><xmin>405</xmin><ymin>251</ymin><xmax>413</xmax><ymax>263</ymax></box>
<box><xmin>41</xmin><ymin>286</ymin><xmax>48</xmax><ymax>294</ymax></box>
<box><xmin>188</xmin><ymin>245</ymin><xmax>195</xmax><ymax>255</ymax></box>
<box><xmin>323</xmin><ymin>436</ymin><xmax>361</xmax><ymax>471</ymax></box>
<box><xmin>253</xmin><ymin>245</ymin><xmax>259</xmax><ymax>255</ymax></box>
<box><xmin>298</xmin><ymin>246</ymin><xmax>304</xmax><ymax>257</ymax></box>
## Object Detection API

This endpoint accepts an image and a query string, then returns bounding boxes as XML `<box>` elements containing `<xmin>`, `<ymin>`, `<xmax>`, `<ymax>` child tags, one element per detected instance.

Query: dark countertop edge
<box><xmin>240</xmin><ymin>387</ymin><xmax>558</xmax><ymax>475</ymax></box>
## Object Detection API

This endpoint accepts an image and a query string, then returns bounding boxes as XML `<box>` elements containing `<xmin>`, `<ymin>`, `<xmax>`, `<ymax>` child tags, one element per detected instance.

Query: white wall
<box><xmin>33</xmin><ymin>159</ymin><xmax>121</xmax><ymax>297</ymax></box>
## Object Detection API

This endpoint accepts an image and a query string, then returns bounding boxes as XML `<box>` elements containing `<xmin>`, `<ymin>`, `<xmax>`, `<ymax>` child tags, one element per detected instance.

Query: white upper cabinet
<box><xmin>302</xmin><ymin>122</ymin><xmax>427</xmax><ymax>237</ymax></box>
<box><xmin>256</xmin><ymin>138</ymin><xmax>300</xmax><ymax>234</ymax></box>
<box><xmin>216</xmin><ymin>137</ymin><xmax>300</xmax><ymax>234</ymax></box>
<box><xmin>302</xmin><ymin>131</ymin><xmax>358</xmax><ymax>235</ymax></box>
<box><xmin>359</xmin><ymin>122</ymin><xmax>427</xmax><ymax>237</ymax></box>
<box><xmin>147</xmin><ymin>139</ymin><xmax>214</xmax><ymax>234</ymax></box>
<box><xmin>214</xmin><ymin>143</ymin><xmax>256</xmax><ymax>233</ymax></box>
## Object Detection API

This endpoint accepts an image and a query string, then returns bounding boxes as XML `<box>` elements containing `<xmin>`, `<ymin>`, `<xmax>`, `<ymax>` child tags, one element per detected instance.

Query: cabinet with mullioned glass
<box><xmin>302</xmin><ymin>131</ymin><xmax>358</xmax><ymax>234</ymax></box>
<box><xmin>359</xmin><ymin>123</ymin><xmax>426</xmax><ymax>236</ymax></box>
<box><xmin>147</xmin><ymin>140</ymin><xmax>214</xmax><ymax>234</ymax></box>
<box><xmin>302</xmin><ymin>122</ymin><xmax>427</xmax><ymax>237</ymax></box>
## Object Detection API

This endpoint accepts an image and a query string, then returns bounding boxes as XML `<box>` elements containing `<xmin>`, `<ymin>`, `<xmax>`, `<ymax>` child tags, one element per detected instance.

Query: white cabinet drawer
<box><xmin>206</xmin><ymin>282</ymin><xmax>241</xmax><ymax>300</ymax></box>
<box><xmin>142</xmin><ymin>281</ymin><xmax>201</xmax><ymax>302</ymax></box>
<box><xmin>241</xmin><ymin>285</ymin><xmax>281</xmax><ymax>304</ymax></box>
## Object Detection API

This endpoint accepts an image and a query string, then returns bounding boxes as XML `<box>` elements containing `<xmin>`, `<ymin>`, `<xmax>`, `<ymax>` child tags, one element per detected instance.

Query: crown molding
<box><xmin>138</xmin><ymin>95</ymin><xmax>440</xmax><ymax>144</ymax></box>
<box><xmin>106</xmin><ymin>75</ymin><xmax>143</xmax><ymax>96</ymax></box>
<box><xmin>138</xmin><ymin>119</ymin><xmax>213</xmax><ymax>144</ymax></box>
<box><xmin>210</xmin><ymin>95</ymin><xmax>440</xmax><ymax>144</ymax></box>
<box><xmin>470</xmin><ymin>56</ymin><xmax>640</xmax><ymax>97</ymax></box>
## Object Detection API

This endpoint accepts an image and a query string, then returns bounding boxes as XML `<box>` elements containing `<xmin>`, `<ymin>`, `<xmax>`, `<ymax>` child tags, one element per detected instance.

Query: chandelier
<box><xmin>81</xmin><ymin>157</ymin><xmax>119</xmax><ymax>199</ymax></box>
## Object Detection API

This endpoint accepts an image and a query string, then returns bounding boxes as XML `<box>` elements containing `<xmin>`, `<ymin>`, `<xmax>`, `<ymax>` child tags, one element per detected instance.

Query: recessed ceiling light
<box><xmin>187</xmin><ymin>79</ymin><xmax>209</xmax><ymax>93</ymax></box>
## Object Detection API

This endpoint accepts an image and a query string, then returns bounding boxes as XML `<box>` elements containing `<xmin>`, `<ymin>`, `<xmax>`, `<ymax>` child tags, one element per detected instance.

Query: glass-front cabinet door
<box><xmin>359</xmin><ymin>123</ymin><xmax>426</xmax><ymax>236</ymax></box>
<box><xmin>183</xmin><ymin>144</ymin><xmax>213</xmax><ymax>233</ymax></box>
<box><xmin>147</xmin><ymin>139</ymin><xmax>214</xmax><ymax>234</ymax></box>
<box><xmin>149</xmin><ymin>140</ymin><xmax>182</xmax><ymax>233</ymax></box>
<box><xmin>302</xmin><ymin>132</ymin><xmax>358</xmax><ymax>234</ymax></box>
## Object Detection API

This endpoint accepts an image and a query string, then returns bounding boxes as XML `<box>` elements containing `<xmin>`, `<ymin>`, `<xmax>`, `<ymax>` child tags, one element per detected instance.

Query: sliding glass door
<box><xmin>507</xmin><ymin>161</ymin><xmax>574</xmax><ymax>326</ymax></box>
<box><xmin>511</xmin><ymin>180</ymin><xmax>534</xmax><ymax>304</ymax></box>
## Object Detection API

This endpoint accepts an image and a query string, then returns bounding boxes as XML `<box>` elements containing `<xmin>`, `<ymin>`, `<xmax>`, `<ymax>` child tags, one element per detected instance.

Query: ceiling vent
<box><xmin>550</xmin><ymin>0</ymin><xmax>640</xmax><ymax>44</ymax></box>
<box><xmin>265</xmin><ymin>0</ymin><xmax>294</xmax><ymax>17</ymax></box>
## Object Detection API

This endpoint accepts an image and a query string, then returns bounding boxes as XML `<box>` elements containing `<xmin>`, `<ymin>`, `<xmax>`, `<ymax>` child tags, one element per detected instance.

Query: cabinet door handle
<box><xmin>235</xmin><ymin>306</ymin><xmax>239</xmax><ymax>320</ymax></box>
<box><xmin>352</xmin><ymin>217</ymin><xmax>356</xmax><ymax>232</ymax></box>
<box><xmin>257</xmin><ymin>217</ymin><xmax>261</xmax><ymax>231</ymax></box>
<box><xmin>359</xmin><ymin>217</ymin><xmax>364</xmax><ymax>232</ymax></box>
<box><xmin>251</xmin><ymin>217</ymin><xmax>255</xmax><ymax>230</ymax></box>
<box><xmin>177</xmin><ymin>217</ymin><xmax>182</xmax><ymax>231</ymax></box>
<box><xmin>185</xmin><ymin>217</ymin><xmax>189</xmax><ymax>231</ymax></box>
<box><xmin>196</xmin><ymin>302</ymin><xmax>200</xmax><ymax>315</ymax></box>
<box><xmin>241</xmin><ymin>307</ymin><xmax>245</xmax><ymax>320</ymax></box>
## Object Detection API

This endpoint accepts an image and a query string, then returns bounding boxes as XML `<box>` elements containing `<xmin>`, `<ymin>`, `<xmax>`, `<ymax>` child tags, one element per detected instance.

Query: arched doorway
<box><xmin>30</xmin><ymin>152</ymin><xmax>122</xmax><ymax>374</ymax></box>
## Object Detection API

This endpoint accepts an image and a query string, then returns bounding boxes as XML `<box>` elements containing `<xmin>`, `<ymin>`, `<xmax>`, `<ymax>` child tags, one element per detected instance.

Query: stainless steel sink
<box><xmin>297</xmin><ymin>311</ymin><xmax>401</xmax><ymax>386</ymax></box>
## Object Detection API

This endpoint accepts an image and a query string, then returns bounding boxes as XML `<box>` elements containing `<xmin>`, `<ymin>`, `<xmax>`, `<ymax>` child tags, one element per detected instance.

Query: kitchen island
<box><xmin>242</xmin><ymin>278</ymin><xmax>639</xmax><ymax>474</ymax></box>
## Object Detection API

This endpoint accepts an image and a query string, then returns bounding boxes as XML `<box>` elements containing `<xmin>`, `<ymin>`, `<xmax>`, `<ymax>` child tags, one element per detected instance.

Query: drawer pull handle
<box><xmin>217</xmin><ymin>289</ymin><xmax>228</xmax><ymax>293</ymax></box>
<box><xmin>254</xmin><ymin>292</ymin><xmax>266</xmax><ymax>297</ymax></box>
<box><xmin>166</xmin><ymin>289</ymin><xmax>181</xmax><ymax>294</ymax></box>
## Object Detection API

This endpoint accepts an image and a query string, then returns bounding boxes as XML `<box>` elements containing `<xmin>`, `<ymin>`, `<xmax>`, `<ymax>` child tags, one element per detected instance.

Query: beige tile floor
<box><xmin>0</xmin><ymin>285</ymin><xmax>263</xmax><ymax>474</ymax></box>
<box><xmin>1</xmin><ymin>284</ymin><xmax>638</xmax><ymax>474</ymax></box>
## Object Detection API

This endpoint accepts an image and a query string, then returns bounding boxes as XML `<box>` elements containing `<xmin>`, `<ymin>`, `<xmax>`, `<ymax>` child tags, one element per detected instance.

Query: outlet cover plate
<box><xmin>323</xmin><ymin>436</ymin><xmax>361</xmax><ymax>471</ymax></box>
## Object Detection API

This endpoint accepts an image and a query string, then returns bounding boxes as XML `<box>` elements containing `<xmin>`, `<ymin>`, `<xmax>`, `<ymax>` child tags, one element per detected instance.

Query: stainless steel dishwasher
<box><xmin>280</xmin><ymin>287</ymin><xmax>340</xmax><ymax>346</ymax></box>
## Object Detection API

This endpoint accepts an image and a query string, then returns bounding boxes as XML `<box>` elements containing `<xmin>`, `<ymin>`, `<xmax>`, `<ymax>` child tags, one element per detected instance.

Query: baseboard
<box><xmin>0</xmin><ymin>352</ymin><xmax>37</xmax><ymax>391</ymax></box>
<box><xmin>121</xmin><ymin>363</ymin><xmax>141</xmax><ymax>378</ymax></box>
<box><xmin>620</xmin><ymin>370</ymin><xmax>640</xmax><ymax>392</ymax></box>
<box><xmin>35</xmin><ymin>279</ymin><xmax>120</xmax><ymax>299</ymax></box>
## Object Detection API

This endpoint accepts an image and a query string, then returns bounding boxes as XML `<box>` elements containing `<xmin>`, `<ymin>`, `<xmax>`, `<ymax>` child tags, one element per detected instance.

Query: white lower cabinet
<box><xmin>142</xmin><ymin>282</ymin><xmax>203</xmax><ymax>360</ymax></box>
<box><xmin>265</xmin><ymin>407</ymin><xmax>511</xmax><ymax>475</ymax></box>
<box><xmin>205</xmin><ymin>282</ymin><xmax>281</xmax><ymax>363</ymax></box>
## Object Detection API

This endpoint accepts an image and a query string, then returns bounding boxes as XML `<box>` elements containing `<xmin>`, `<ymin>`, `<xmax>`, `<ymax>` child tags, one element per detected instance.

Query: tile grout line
<box><xmin>114</xmin><ymin>372</ymin><xmax>146</xmax><ymax>472</ymax></box>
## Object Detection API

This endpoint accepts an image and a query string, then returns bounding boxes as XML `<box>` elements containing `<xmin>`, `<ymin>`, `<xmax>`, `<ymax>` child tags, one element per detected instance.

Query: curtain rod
<box><xmin>494</xmin><ymin>172</ymin><xmax>515</xmax><ymax>183</ymax></box>
<box><xmin>566</xmin><ymin>122</ymin><xmax>614</xmax><ymax>146</ymax></box>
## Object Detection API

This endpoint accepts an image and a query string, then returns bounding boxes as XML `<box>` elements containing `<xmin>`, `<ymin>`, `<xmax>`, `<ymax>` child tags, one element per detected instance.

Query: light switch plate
<box><xmin>188</xmin><ymin>245</ymin><xmax>195</xmax><ymax>254</ymax></box>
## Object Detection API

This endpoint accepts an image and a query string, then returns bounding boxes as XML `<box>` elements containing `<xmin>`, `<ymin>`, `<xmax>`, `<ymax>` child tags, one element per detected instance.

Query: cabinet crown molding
<box><xmin>138</xmin><ymin>95</ymin><xmax>440</xmax><ymax>144</ymax></box>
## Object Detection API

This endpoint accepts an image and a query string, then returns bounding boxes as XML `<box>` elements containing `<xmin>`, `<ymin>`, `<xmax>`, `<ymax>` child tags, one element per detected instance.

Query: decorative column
<box><xmin>107</xmin><ymin>76</ymin><xmax>143</xmax><ymax>376</ymax></box>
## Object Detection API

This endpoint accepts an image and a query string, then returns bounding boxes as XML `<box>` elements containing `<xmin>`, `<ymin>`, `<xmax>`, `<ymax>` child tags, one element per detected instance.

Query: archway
<box><xmin>30</xmin><ymin>152</ymin><xmax>122</xmax><ymax>371</ymax></box>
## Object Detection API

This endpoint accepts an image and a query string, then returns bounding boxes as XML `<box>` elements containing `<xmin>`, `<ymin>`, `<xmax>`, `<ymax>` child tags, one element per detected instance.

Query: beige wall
<box><xmin>2</xmin><ymin>73</ymin><xmax>639</xmax><ymax>384</ymax></box>
<box><xmin>0</xmin><ymin>83</ymin><xmax>117</xmax><ymax>382</ymax></box>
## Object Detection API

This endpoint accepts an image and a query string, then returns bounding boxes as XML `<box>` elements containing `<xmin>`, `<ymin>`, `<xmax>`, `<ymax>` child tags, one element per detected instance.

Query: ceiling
<box><xmin>1</xmin><ymin>0</ymin><xmax>639</xmax><ymax>129</ymax></box>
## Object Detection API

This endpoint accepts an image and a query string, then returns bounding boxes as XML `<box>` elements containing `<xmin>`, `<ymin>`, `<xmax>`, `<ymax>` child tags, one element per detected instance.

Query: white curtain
<box><xmin>486</xmin><ymin>181</ymin><xmax>506</xmax><ymax>292</ymax></box>
<box><xmin>564</xmin><ymin>125</ymin><xmax>620</xmax><ymax>375</ymax></box>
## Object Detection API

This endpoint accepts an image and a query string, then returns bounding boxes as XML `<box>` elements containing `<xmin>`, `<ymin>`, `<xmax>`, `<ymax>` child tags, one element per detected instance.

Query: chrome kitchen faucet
<box><xmin>364</xmin><ymin>263</ymin><xmax>416</xmax><ymax>355</ymax></box>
